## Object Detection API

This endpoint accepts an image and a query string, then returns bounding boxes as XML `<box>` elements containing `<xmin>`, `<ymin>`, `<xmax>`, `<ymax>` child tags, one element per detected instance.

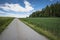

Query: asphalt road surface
<box><xmin>0</xmin><ymin>19</ymin><xmax>48</xmax><ymax>40</ymax></box>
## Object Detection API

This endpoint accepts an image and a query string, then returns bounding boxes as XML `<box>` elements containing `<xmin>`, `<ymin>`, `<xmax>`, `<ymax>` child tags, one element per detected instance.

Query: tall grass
<box><xmin>20</xmin><ymin>18</ymin><xmax>60</xmax><ymax>40</ymax></box>
<box><xmin>0</xmin><ymin>17</ymin><xmax>14</xmax><ymax>33</ymax></box>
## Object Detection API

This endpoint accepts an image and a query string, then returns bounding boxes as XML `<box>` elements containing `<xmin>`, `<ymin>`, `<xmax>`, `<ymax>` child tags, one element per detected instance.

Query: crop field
<box><xmin>20</xmin><ymin>18</ymin><xmax>60</xmax><ymax>40</ymax></box>
<box><xmin>0</xmin><ymin>17</ymin><xmax>14</xmax><ymax>33</ymax></box>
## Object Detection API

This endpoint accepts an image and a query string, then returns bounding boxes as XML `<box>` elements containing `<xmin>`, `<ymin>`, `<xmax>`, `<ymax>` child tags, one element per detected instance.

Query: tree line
<box><xmin>29</xmin><ymin>2</ymin><xmax>60</xmax><ymax>17</ymax></box>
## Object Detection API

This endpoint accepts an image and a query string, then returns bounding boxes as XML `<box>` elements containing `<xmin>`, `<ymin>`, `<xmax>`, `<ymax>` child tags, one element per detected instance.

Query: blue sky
<box><xmin>0</xmin><ymin>0</ymin><xmax>60</xmax><ymax>18</ymax></box>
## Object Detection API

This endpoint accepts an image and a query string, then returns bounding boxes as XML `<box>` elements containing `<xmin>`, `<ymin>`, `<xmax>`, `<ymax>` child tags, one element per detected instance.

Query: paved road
<box><xmin>0</xmin><ymin>19</ymin><xmax>48</xmax><ymax>40</ymax></box>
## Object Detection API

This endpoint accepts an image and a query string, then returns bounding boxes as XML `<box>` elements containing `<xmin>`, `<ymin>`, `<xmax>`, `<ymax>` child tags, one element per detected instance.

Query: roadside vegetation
<box><xmin>20</xmin><ymin>18</ymin><xmax>60</xmax><ymax>40</ymax></box>
<box><xmin>0</xmin><ymin>17</ymin><xmax>14</xmax><ymax>34</ymax></box>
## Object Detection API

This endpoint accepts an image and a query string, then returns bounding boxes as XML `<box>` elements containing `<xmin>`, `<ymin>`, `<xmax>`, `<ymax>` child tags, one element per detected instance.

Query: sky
<box><xmin>0</xmin><ymin>0</ymin><xmax>60</xmax><ymax>18</ymax></box>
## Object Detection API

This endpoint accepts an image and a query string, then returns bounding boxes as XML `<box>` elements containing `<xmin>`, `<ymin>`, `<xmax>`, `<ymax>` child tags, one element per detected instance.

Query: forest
<box><xmin>29</xmin><ymin>2</ymin><xmax>60</xmax><ymax>17</ymax></box>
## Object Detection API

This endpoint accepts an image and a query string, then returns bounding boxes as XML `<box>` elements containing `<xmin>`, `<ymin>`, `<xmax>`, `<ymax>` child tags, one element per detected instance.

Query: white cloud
<box><xmin>0</xmin><ymin>11</ymin><xmax>29</xmax><ymax>18</ymax></box>
<box><xmin>0</xmin><ymin>0</ymin><xmax>34</xmax><ymax>12</ymax></box>
<box><xmin>24</xmin><ymin>1</ymin><xmax>34</xmax><ymax>12</ymax></box>
<box><xmin>0</xmin><ymin>0</ymin><xmax>34</xmax><ymax>18</ymax></box>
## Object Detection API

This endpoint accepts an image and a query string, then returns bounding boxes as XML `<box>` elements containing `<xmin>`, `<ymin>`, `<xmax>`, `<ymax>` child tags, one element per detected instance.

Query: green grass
<box><xmin>0</xmin><ymin>17</ymin><xmax>14</xmax><ymax>34</ymax></box>
<box><xmin>20</xmin><ymin>18</ymin><xmax>60</xmax><ymax>40</ymax></box>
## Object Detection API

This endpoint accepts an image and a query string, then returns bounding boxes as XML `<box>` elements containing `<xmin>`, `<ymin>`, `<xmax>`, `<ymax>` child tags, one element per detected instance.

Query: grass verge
<box><xmin>0</xmin><ymin>17</ymin><xmax>14</xmax><ymax>34</ymax></box>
